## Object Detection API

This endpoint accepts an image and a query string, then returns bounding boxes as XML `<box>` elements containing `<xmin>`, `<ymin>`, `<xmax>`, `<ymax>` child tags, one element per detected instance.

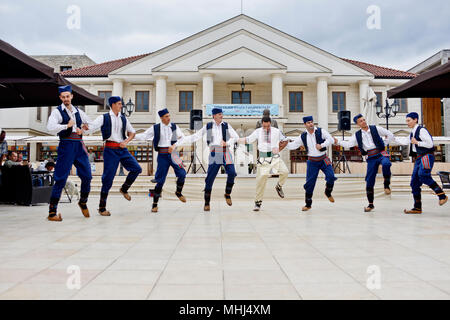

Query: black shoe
<box><xmin>275</xmin><ymin>184</ymin><xmax>284</xmax><ymax>198</ymax></box>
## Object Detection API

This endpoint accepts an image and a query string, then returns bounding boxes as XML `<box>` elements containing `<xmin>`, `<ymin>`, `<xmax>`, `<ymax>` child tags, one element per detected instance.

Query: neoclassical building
<box><xmin>2</xmin><ymin>14</ymin><xmax>423</xmax><ymax>174</ymax></box>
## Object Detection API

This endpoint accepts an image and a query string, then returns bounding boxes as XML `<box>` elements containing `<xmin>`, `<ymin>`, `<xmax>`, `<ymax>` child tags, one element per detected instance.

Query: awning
<box><xmin>0</xmin><ymin>39</ymin><xmax>103</xmax><ymax>108</ymax></box>
<box><xmin>387</xmin><ymin>62</ymin><xmax>450</xmax><ymax>98</ymax></box>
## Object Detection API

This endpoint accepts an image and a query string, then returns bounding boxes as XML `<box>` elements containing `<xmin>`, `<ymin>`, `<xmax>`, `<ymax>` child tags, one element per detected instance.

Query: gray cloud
<box><xmin>1</xmin><ymin>0</ymin><xmax>449</xmax><ymax>71</ymax></box>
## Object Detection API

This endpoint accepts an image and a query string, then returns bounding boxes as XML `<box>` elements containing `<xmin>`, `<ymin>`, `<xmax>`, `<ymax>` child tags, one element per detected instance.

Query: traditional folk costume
<box><xmin>180</xmin><ymin>108</ymin><xmax>239</xmax><ymax>211</ymax></box>
<box><xmin>46</xmin><ymin>85</ymin><xmax>92</xmax><ymax>221</ymax></box>
<box><xmin>244</xmin><ymin>126</ymin><xmax>289</xmax><ymax>211</ymax></box>
<box><xmin>287</xmin><ymin>116</ymin><xmax>337</xmax><ymax>211</ymax></box>
<box><xmin>396</xmin><ymin>112</ymin><xmax>448</xmax><ymax>214</ymax></box>
<box><xmin>339</xmin><ymin>114</ymin><xmax>394</xmax><ymax>212</ymax></box>
<box><xmin>87</xmin><ymin>96</ymin><xmax>142</xmax><ymax>216</ymax></box>
<box><xmin>135</xmin><ymin>108</ymin><xmax>187</xmax><ymax>212</ymax></box>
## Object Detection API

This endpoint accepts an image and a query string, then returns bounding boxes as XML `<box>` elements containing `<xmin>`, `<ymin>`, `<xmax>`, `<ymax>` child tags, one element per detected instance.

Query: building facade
<box><xmin>2</xmin><ymin>15</ymin><xmax>425</xmax><ymax>173</ymax></box>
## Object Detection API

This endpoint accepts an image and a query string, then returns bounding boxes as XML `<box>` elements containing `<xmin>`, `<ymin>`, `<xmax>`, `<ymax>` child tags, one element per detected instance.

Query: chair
<box><xmin>437</xmin><ymin>171</ymin><xmax>450</xmax><ymax>190</ymax></box>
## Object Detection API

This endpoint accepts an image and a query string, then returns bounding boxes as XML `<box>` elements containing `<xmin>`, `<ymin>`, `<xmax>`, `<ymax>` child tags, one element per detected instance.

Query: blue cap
<box><xmin>58</xmin><ymin>85</ymin><xmax>72</xmax><ymax>94</ymax></box>
<box><xmin>353</xmin><ymin>113</ymin><xmax>363</xmax><ymax>124</ymax></box>
<box><xmin>212</xmin><ymin>107</ymin><xmax>223</xmax><ymax>115</ymax></box>
<box><xmin>158</xmin><ymin>108</ymin><xmax>169</xmax><ymax>117</ymax></box>
<box><xmin>108</xmin><ymin>96</ymin><xmax>121</xmax><ymax>106</ymax></box>
<box><xmin>303</xmin><ymin>116</ymin><xmax>313</xmax><ymax>123</ymax></box>
<box><xmin>406</xmin><ymin>112</ymin><xmax>419</xmax><ymax>120</ymax></box>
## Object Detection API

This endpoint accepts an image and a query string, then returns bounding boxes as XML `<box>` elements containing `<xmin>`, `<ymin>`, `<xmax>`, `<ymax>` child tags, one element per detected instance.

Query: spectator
<box><xmin>17</xmin><ymin>152</ymin><xmax>23</xmax><ymax>162</ymax></box>
<box><xmin>45</xmin><ymin>161</ymin><xmax>55</xmax><ymax>172</ymax></box>
<box><xmin>4</xmin><ymin>151</ymin><xmax>23</xmax><ymax>168</ymax></box>
<box><xmin>0</xmin><ymin>130</ymin><xmax>7</xmax><ymax>165</ymax></box>
<box><xmin>256</xmin><ymin>109</ymin><xmax>278</xmax><ymax>129</ymax></box>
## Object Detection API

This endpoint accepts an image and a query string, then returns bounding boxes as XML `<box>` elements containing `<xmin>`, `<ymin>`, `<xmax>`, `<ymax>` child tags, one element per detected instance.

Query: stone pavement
<box><xmin>0</xmin><ymin>190</ymin><xmax>449</xmax><ymax>300</ymax></box>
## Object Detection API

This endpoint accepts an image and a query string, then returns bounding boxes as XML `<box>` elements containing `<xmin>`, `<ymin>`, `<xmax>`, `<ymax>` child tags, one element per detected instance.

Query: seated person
<box><xmin>4</xmin><ymin>151</ymin><xmax>24</xmax><ymax>168</ymax></box>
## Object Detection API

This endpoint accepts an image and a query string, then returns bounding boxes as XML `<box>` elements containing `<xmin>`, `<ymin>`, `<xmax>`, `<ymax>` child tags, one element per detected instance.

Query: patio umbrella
<box><xmin>0</xmin><ymin>39</ymin><xmax>103</xmax><ymax>108</ymax></box>
<box><xmin>362</xmin><ymin>86</ymin><xmax>379</xmax><ymax>125</ymax></box>
<box><xmin>387</xmin><ymin>62</ymin><xmax>450</xmax><ymax>98</ymax></box>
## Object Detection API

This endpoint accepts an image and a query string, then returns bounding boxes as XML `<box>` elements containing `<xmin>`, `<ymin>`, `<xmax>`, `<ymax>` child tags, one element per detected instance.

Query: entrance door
<box><xmin>422</xmin><ymin>98</ymin><xmax>442</xmax><ymax>136</ymax></box>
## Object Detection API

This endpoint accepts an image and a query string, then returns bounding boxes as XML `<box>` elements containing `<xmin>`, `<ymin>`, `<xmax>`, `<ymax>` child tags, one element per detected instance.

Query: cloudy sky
<box><xmin>1</xmin><ymin>0</ymin><xmax>449</xmax><ymax>71</ymax></box>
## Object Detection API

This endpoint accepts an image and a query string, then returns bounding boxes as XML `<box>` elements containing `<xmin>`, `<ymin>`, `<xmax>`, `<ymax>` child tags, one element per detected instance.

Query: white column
<box><xmin>271</xmin><ymin>73</ymin><xmax>283</xmax><ymax>116</ymax></box>
<box><xmin>202</xmin><ymin>73</ymin><xmax>214</xmax><ymax>106</ymax></box>
<box><xmin>359</xmin><ymin>80</ymin><xmax>369</xmax><ymax>115</ymax></box>
<box><xmin>316</xmin><ymin>77</ymin><xmax>328</xmax><ymax>130</ymax></box>
<box><xmin>155</xmin><ymin>76</ymin><xmax>167</xmax><ymax>122</ymax></box>
<box><xmin>112</xmin><ymin>79</ymin><xmax>124</xmax><ymax>97</ymax></box>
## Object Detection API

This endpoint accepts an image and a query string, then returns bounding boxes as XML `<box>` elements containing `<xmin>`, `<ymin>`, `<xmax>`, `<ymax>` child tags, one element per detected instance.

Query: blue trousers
<box><xmin>205</xmin><ymin>152</ymin><xmax>236</xmax><ymax>192</ymax></box>
<box><xmin>365</xmin><ymin>154</ymin><xmax>391</xmax><ymax>188</ymax></box>
<box><xmin>51</xmin><ymin>140</ymin><xmax>92</xmax><ymax>201</ymax></box>
<box><xmin>155</xmin><ymin>153</ymin><xmax>186</xmax><ymax>190</ymax></box>
<box><xmin>410</xmin><ymin>154</ymin><xmax>436</xmax><ymax>196</ymax></box>
<box><xmin>304</xmin><ymin>159</ymin><xmax>337</xmax><ymax>194</ymax></box>
<box><xmin>101</xmin><ymin>147</ymin><xmax>142</xmax><ymax>194</ymax></box>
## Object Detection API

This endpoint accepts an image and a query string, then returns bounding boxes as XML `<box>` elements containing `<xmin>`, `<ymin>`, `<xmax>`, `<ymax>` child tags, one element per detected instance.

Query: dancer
<box><xmin>287</xmin><ymin>116</ymin><xmax>336</xmax><ymax>211</ymax></box>
<box><xmin>87</xmin><ymin>96</ymin><xmax>142</xmax><ymax>216</ymax></box>
<box><xmin>237</xmin><ymin>116</ymin><xmax>288</xmax><ymax>211</ymax></box>
<box><xmin>135</xmin><ymin>108</ymin><xmax>187</xmax><ymax>213</ymax></box>
<box><xmin>179</xmin><ymin>107</ymin><xmax>239</xmax><ymax>212</ymax></box>
<box><xmin>337</xmin><ymin>114</ymin><xmax>394</xmax><ymax>212</ymax></box>
<box><xmin>46</xmin><ymin>85</ymin><xmax>92</xmax><ymax>221</ymax></box>
<box><xmin>396</xmin><ymin>112</ymin><xmax>447</xmax><ymax>214</ymax></box>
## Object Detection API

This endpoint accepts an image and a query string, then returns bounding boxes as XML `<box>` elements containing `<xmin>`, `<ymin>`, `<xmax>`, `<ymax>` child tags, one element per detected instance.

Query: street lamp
<box><xmin>240</xmin><ymin>77</ymin><xmax>245</xmax><ymax>92</ymax></box>
<box><xmin>376</xmin><ymin>98</ymin><xmax>399</xmax><ymax>130</ymax></box>
<box><xmin>118</xmin><ymin>98</ymin><xmax>135</xmax><ymax>175</ymax></box>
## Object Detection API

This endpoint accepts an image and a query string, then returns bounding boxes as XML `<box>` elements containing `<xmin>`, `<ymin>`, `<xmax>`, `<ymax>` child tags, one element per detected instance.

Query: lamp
<box><xmin>240</xmin><ymin>77</ymin><xmax>245</xmax><ymax>92</ymax></box>
<box><xmin>122</xmin><ymin>98</ymin><xmax>135</xmax><ymax>117</ymax></box>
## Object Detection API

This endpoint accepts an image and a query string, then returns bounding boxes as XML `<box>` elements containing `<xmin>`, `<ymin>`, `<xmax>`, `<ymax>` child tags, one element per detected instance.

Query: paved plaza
<box><xmin>0</xmin><ymin>178</ymin><xmax>449</xmax><ymax>300</ymax></box>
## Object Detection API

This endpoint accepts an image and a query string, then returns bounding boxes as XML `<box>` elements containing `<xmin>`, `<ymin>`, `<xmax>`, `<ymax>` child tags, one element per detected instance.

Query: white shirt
<box><xmin>339</xmin><ymin>126</ymin><xmax>395</xmax><ymax>150</ymax></box>
<box><xmin>47</xmin><ymin>104</ymin><xmax>91</xmax><ymax>135</ymax></box>
<box><xmin>395</xmin><ymin>124</ymin><xmax>434</xmax><ymax>152</ymax></box>
<box><xmin>246</xmin><ymin>127</ymin><xmax>287</xmax><ymax>152</ymax></box>
<box><xmin>87</xmin><ymin>111</ymin><xmax>135</xmax><ymax>142</ymax></box>
<box><xmin>135</xmin><ymin>122</ymin><xmax>185</xmax><ymax>147</ymax></box>
<box><xmin>180</xmin><ymin>121</ymin><xmax>239</xmax><ymax>147</ymax></box>
<box><xmin>287</xmin><ymin>127</ymin><xmax>334</xmax><ymax>157</ymax></box>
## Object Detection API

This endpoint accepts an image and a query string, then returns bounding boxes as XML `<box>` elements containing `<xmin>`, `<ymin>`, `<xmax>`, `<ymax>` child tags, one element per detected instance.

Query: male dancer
<box><xmin>396</xmin><ymin>112</ymin><xmax>447</xmax><ymax>214</ymax></box>
<box><xmin>237</xmin><ymin>116</ymin><xmax>288</xmax><ymax>211</ymax></box>
<box><xmin>287</xmin><ymin>116</ymin><xmax>336</xmax><ymax>211</ymax></box>
<box><xmin>87</xmin><ymin>96</ymin><xmax>142</xmax><ymax>216</ymax></box>
<box><xmin>179</xmin><ymin>107</ymin><xmax>239</xmax><ymax>211</ymax></box>
<box><xmin>135</xmin><ymin>108</ymin><xmax>187</xmax><ymax>212</ymax></box>
<box><xmin>337</xmin><ymin>114</ymin><xmax>394</xmax><ymax>212</ymax></box>
<box><xmin>46</xmin><ymin>85</ymin><xmax>92</xmax><ymax>221</ymax></box>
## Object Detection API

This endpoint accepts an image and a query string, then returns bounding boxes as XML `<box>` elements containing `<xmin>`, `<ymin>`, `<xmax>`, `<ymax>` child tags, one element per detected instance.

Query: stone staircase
<box><xmin>67</xmin><ymin>174</ymin><xmax>429</xmax><ymax>200</ymax></box>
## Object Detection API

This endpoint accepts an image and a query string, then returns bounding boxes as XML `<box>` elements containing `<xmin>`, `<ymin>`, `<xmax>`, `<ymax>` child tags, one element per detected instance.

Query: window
<box><xmin>232</xmin><ymin>91</ymin><xmax>251</xmax><ymax>104</ymax></box>
<box><xmin>396</xmin><ymin>98</ymin><xmax>408</xmax><ymax>113</ymax></box>
<box><xmin>332</xmin><ymin>92</ymin><xmax>346</xmax><ymax>112</ymax></box>
<box><xmin>98</xmin><ymin>91</ymin><xmax>112</xmax><ymax>112</ymax></box>
<box><xmin>375</xmin><ymin>92</ymin><xmax>383</xmax><ymax>109</ymax></box>
<box><xmin>60</xmin><ymin>66</ymin><xmax>72</xmax><ymax>72</ymax></box>
<box><xmin>289</xmin><ymin>91</ymin><xmax>303</xmax><ymax>112</ymax></box>
<box><xmin>36</xmin><ymin>107</ymin><xmax>41</xmax><ymax>121</ymax></box>
<box><xmin>135</xmin><ymin>91</ymin><xmax>149</xmax><ymax>112</ymax></box>
<box><xmin>179</xmin><ymin>91</ymin><xmax>193</xmax><ymax>112</ymax></box>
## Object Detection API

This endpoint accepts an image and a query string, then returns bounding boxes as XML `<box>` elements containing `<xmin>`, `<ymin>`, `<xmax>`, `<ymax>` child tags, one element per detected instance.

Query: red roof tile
<box><xmin>61</xmin><ymin>53</ymin><xmax>150</xmax><ymax>77</ymax></box>
<box><xmin>342</xmin><ymin>58</ymin><xmax>416</xmax><ymax>79</ymax></box>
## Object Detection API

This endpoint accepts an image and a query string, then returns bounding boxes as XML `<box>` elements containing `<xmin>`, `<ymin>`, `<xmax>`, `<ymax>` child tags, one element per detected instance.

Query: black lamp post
<box><xmin>376</xmin><ymin>98</ymin><xmax>399</xmax><ymax>131</ymax></box>
<box><xmin>118</xmin><ymin>98</ymin><xmax>135</xmax><ymax>176</ymax></box>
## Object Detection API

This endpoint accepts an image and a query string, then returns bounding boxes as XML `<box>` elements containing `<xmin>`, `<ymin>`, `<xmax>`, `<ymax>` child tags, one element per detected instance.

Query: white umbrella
<box><xmin>362</xmin><ymin>87</ymin><xmax>379</xmax><ymax>125</ymax></box>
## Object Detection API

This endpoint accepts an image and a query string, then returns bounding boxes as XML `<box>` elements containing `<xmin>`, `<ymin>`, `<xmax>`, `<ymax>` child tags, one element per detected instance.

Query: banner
<box><xmin>205</xmin><ymin>104</ymin><xmax>279</xmax><ymax>116</ymax></box>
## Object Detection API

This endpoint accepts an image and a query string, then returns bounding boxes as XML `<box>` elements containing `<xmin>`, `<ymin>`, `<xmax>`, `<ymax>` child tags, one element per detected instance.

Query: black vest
<box><xmin>100</xmin><ymin>113</ymin><xmax>127</xmax><ymax>141</ymax></box>
<box><xmin>300</xmin><ymin>128</ymin><xmax>326</xmax><ymax>153</ymax></box>
<box><xmin>409</xmin><ymin>126</ymin><xmax>435</xmax><ymax>157</ymax></box>
<box><xmin>153</xmin><ymin>123</ymin><xmax>177</xmax><ymax>152</ymax></box>
<box><xmin>355</xmin><ymin>125</ymin><xmax>385</xmax><ymax>156</ymax></box>
<box><xmin>206</xmin><ymin>122</ymin><xmax>230</xmax><ymax>146</ymax></box>
<box><xmin>56</xmin><ymin>105</ymin><xmax>82</xmax><ymax>139</ymax></box>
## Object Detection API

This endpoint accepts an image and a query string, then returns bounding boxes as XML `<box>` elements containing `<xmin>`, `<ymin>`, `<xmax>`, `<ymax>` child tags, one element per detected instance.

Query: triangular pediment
<box><xmin>198</xmin><ymin>47</ymin><xmax>286</xmax><ymax>70</ymax></box>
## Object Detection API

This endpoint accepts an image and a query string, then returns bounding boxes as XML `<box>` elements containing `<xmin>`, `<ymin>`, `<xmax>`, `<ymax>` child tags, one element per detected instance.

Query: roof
<box><xmin>342</xmin><ymin>58</ymin><xmax>416</xmax><ymax>79</ymax></box>
<box><xmin>62</xmin><ymin>53</ymin><xmax>417</xmax><ymax>79</ymax></box>
<box><xmin>61</xmin><ymin>53</ymin><xmax>150</xmax><ymax>77</ymax></box>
